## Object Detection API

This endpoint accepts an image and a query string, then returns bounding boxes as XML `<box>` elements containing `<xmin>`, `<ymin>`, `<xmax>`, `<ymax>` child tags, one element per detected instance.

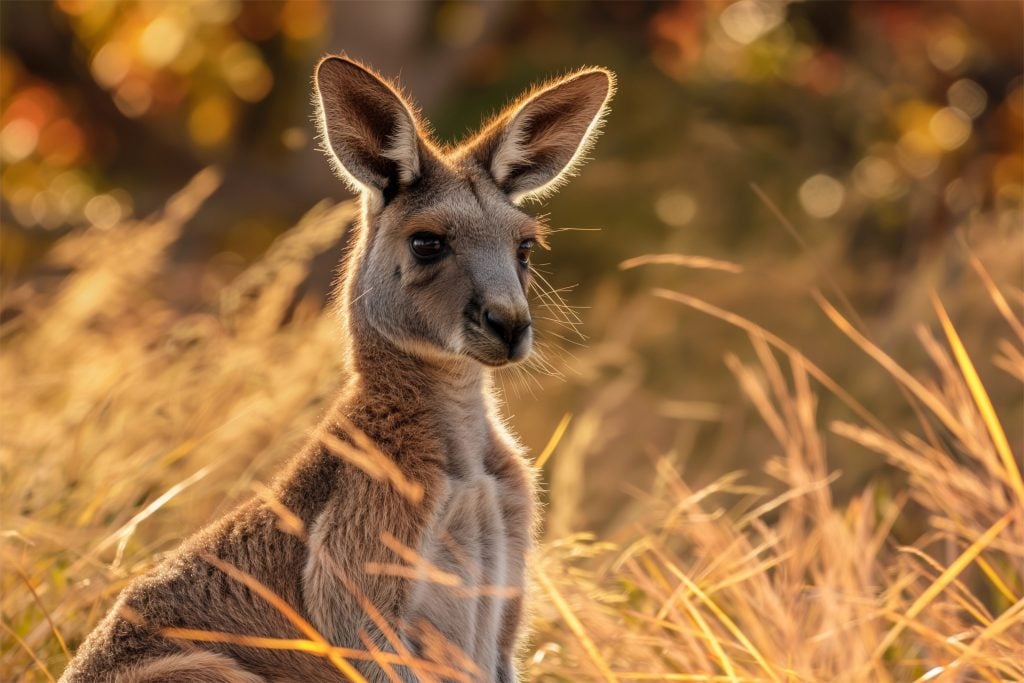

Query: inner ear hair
<box><xmin>314</xmin><ymin>56</ymin><xmax>424</xmax><ymax>200</ymax></box>
<box><xmin>476</xmin><ymin>68</ymin><xmax>615</xmax><ymax>204</ymax></box>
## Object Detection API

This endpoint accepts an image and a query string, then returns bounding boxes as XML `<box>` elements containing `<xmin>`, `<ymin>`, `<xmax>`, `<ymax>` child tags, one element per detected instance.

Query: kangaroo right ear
<box><xmin>314</xmin><ymin>56</ymin><xmax>422</xmax><ymax>200</ymax></box>
<box><xmin>471</xmin><ymin>68</ymin><xmax>614</xmax><ymax>204</ymax></box>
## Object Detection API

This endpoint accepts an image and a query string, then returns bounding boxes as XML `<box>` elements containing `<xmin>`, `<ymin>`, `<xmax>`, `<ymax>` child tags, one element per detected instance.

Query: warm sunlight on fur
<box><xmin>2</xmin><ymin>166</ymin><xmax>1022</xmax><ymax>681</ymax></box>
<box><xmin>2</xmin><ymin>4</ymin><xmax>1023</xmax><ymax>680</ymax></box>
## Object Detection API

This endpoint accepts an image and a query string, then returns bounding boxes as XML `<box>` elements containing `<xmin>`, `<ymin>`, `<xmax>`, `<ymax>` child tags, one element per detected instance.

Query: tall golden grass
<box><xmin>1</xmin><ymin>170</ymin><xmax>1021</xmax><ymax>681</ymax></box>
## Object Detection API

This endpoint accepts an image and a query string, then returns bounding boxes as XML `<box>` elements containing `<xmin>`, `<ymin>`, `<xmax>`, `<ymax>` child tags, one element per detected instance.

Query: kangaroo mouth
<box><xmin>474</xmin><ymin>355</ymin><xmax>514</xmax><ymax>368</ymax></box>
<box><xmin>462</xmin><ymin>322</ymin><xmax>532</xmax><ymax>367</ymax></box>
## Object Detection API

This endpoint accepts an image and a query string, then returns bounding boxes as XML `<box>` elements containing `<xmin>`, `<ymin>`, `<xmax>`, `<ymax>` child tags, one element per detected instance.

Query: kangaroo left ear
<box><xmin>314</xmin><ymin>55</ymin><xmax>423</xmax><ymax>202</ymax></box>
<box><xmin>472</xmin><ymin>68</ymin><xmax>615</xmax><ymax>204</ymax></box>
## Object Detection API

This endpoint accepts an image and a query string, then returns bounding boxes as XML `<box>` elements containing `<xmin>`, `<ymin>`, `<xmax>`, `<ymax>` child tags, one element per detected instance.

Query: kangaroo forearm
<box><xmin>301</xmin><ymin>460</ymin><xmax>442</xmax><ymax>639</ymax></box>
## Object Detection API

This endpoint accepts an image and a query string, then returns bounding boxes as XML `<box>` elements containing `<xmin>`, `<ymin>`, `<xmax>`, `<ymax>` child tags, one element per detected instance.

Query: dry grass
<box><xmin>1</xmin><ymin>170</ymin><xmax>1022</xmax><ymax>681</ymax></box>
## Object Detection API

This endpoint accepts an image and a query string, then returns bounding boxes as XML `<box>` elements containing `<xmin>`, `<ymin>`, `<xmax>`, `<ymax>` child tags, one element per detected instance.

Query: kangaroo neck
<box><xmin>339</xmin><ymin>296</ymin><xmax>489</xmax><ymax>432</ymax></box>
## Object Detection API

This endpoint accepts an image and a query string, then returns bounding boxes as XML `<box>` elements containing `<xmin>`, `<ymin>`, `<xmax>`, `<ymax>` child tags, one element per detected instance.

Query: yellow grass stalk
<box><xmin>158</xmin><ymin>628</ymin><xmax>472</xmax><ymax>680</ymax></box>
<box><xmin>160</xmin><ymin>628</ymin><xmax>328</xmax><ymax>655</ymax></box>
<box><xmin>356</xmin><ymin>630</ymin><xmax>401</xmax><ymax>682</ymax></box>
<box><xmin>873</xmin><ymin>610</ymin><xmax>1004</xmax><ymax>683</ymax></box>
<box><xmin>320</xmin><ymin>426</ymin><xmax>424</xmax><ymax>504</ymax></box>
<box><xmin>200</xmin><ymin>554</ymin><xmax>366</xmax><ymax>681</ymax></box>
<box><xmin>1</xmin><ymin>620</ymin><xmax>56</xmax><ymax>682</ymax></box>
<box><xmin>868</xmin><ymin>512</ymin><xmax>1014</xmax><ymax>669</ymax></box>
<box><xmin>931</xmin><ymin>291</ymin><xmax>1024</xmax><ymax>508</ymax></box>
<box><xmin>534</xmin><ymin>413</ymin><xmax>573</xmax><ymax>470</ymax></box>
<box><xmin>251</xmin><ymin>482</ymin><xmax>306</xmax><ymax>538</ymax></box>
<box><xmin>409</xmin><ymin>620</ymin><xmax>481</xmax><ymax>680</ymax></box>
<box><xmin>814</xmin><ymin>292</ymin><xmax>970</xmax><ymax>446</ymax></box>
<box><xmin>656</xmin><ymin>574</ymin><xmax>738</xmax><ymax>681</ymax></box>
<box><xmin>81</xmin><ymin>464</ymin><xmax>215</xmax><ymax>567</ymax></box>
<box><xmin>749</xmin><ymin>182</ymin><xmax>864</xmax><ymax>329</ymax></box>
<box><xmin>649</xmin><ymin>546</ymin><xmax>780</xmax><ymax>683</ymax></box>
<box><xmin>962</xmin><ymin>238</ymin><xmax>1024</xmax><ymax>344</ymax></box>
<box><xmin>365</xmin><ymin>531</ymin><xmax>463</xmax><ymax>589</ymax></box>
<box><xmin>16</xmin><ymin>568</ymin><xmax>70</xmax><ymax>661</ymax></box>
<box><xmin>535</xmin><ymin>565</ymin><xmax>621</xmax><ymax>683</ymax></box>
<box><xmin>329</xmin><ymin>567</ymin><xmax>436</xmax><ymax>683</ymax></box>
<box><xmin>948</xmin><ymin>597</ymin><xmax>1024</xmax><ymax>676</ymax></box>
<box><xmin>619</xmin><ymin>254</ymin><xmax>744</xmax><ymax>274</ymax></box>
<box><xmin>641</xmin><ymin>552</ymin><xmax>674</xmax><ymax>594</ymax></box>
<box><xmin>654</xmin><ymin>288</ymin><xmax>886</xmax><ymax>435</ymax></box>
<box><xmin>617</xmin><ymin>676</ymin><xmax>763</xmax><ymax>682</ymax></box>
<box><xmin>993</xmin><ymin>339</ymin><xmax>1024</xmax><ymax>381</ymax></box>
<box><xmin>974</xmin><ymin>555</ymin><xmax>1019</xmax><ymax>604</ymax></box>
<box><xmin>897</xmin><ymin>546</ymin><xmax>994</xmax><ymax>627</ymax></box>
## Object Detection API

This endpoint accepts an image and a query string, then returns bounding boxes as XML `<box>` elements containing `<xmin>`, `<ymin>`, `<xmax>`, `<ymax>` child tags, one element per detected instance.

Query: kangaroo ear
<box><xmin>315</xmin><ymin>56</ymin><xmax>422</xmax><ymax>200</ymax></box>
<box><xmin>473</xmin><ymin>68</ymin><xmax>614</xmax><ymax>204</ymax></box>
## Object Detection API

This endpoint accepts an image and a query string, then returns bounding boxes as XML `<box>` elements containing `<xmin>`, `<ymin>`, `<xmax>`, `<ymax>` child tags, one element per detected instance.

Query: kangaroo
<box><xmin>61</xmin><ymin>56</ymin><xmax>614</xmax><ymax>682</ymax></box>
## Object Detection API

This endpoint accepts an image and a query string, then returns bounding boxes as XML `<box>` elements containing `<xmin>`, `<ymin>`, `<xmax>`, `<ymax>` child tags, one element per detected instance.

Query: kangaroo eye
<box><xmin>410</xmin><ymin>233</ymin><xmax>446</xmax><ymax>262</ymax></box>
<box><xmin>517</xmin><ymin>239</ymin><xmax>535</xmax><ymax>266</ymax></box>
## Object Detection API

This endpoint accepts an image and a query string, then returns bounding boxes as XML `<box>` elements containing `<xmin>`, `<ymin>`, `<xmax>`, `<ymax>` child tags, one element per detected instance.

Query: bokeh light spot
<box><xmin>55</xmin><ymin>0</ymin><xmax>93</xmax><ymax>16</ymax></box>
<box><xmin>926</xmin><ymin>27</ymin><xmax>967</xmax><ymax>73</ymax></box>
<box><xmin>897</xmin><ymin>131</ymin><xmax>940</xmax><ymax>178</ymax></box>
<box><xmin>798</xmin><ymin>174</ymin><xmax>844</xmax><ymax>219</ymax></box>
<box><xmin>853</xmin><ymin>156</ymin><xmax>902</xmax><ymax>200</ymax></box>
<box><xmin>113</xmin><ymin>78</ymin><xmax>153</xmax><ymax>118</ymax></box>
<box><xmin>7</xmin><ymin>186</ymin><xmax>36</xmax><ymax>226</ymax></box>
<box><xmin>52</xmin><ymin>170</ymin><xmax>91</xmax><ymax>217</ymax></box>
<box><xmin>83</xmin><ymin>193</ymin><xmax>124</xmax><ymax>229</ymax></box>
<box><xmin>719</xmin><ymin>0</ymin><xmax>784</xmax><ymax>46</ymax></box>
<box><xmin>139</xmin><ymin>15</ymin><xmax>186</xmax><ymax>69</ymax></box>
<box><xmin>0</xmin><ymin>119</ymin><xmax>39</xmax><ymax>162</ymax></box>
<box><xmin>281</xmin><ymin>127</ymin><xmax>308</xmax><ymax>151</ymax></box>
<box><xmin>38</xmin><ymin>118</ymin><xmax>85</xmax><ymax>166</ymax></box>
<box><xmin>170</xmin><ymin>41</ymin><xmax>204</xmax><ymax>75</ymax></box>
<box><xmin>654</xmin><ymin>190</ymin><xmax>698</xmax><ymax>227</ymax></box>
<box><xmin>191</xmin><ymin>0</ymin><xmax>241</xmax><ymax>25</ymax></box>
<box><xmin>929</xmin><ymin>107</ymin><xmax>971</xmax><ymax>151</ymax></box>
<box><xmin>220</xmin><ymin>42</ymin><xmax>273</xmax><ymax>103</ymax></box>
<box><xmin>7</xmin><ymin>86</ymin><xmax>59</xmax><ymax>128</ymax></box>
<box><xmin>31</xmin><ymin>191</ymin><xmax>61</xmax><ymax>229</ymax></box>
<box><xmin>947</xmin><ymin>78</ymin><xmax>987</xmax><ymax>119</ymax></box>
<box><xmin>91</xmin><ymin>41</ymin><xmax>132</xmax><ymax>89</ymax></box>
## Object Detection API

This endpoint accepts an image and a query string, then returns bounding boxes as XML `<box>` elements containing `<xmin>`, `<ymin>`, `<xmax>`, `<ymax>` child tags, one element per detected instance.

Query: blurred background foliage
<box><xmin>4</xmin><ymin>1</ymin><xmax>1021</xmax><ymax>266</ymax></box>
<box><xmin>1</xmin><ymin>0</ymin><xmax>1021</xmax><ymax>533</ymax></box>
<box><xmin>3</xmin><ymin>2</ymin><xmax>1024</xmax><ymax>679</ymax></box>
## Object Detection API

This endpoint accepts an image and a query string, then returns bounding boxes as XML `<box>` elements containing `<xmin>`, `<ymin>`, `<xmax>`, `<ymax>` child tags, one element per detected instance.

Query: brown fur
<box><xmin>61</xmin><ymin>56</ymin><xmax>613</xmax><ymax>682</ymax></box>
<box><xmin>117</xmin><ymin>651</ymin><xmax>268</xmax><ymax>683</ymax></box>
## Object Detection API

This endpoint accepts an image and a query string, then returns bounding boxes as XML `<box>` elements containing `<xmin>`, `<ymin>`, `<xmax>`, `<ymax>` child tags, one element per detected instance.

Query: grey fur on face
<box><xmin>315</xmin><ymin>55</ymin><xmax>614</xmax><ymax>369</ymax></box>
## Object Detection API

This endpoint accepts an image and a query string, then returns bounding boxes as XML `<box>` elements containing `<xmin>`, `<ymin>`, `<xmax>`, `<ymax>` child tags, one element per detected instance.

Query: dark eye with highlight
<box><xmin>409</xmin><ymin>232</ymin><xmax>447</xmax><ymax>262</ymax></box>
<box><xmin>517</xmin><ymin>239</ymin><xmax>535</xmax><ymax>266</ymax></box>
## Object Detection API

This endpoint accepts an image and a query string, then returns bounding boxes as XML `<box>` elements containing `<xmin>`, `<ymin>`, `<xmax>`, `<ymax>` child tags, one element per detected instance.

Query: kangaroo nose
<box><xmin>484</xmin><ymin>309</ymin><xmax>531</xmax><ymax>350</ymax></box>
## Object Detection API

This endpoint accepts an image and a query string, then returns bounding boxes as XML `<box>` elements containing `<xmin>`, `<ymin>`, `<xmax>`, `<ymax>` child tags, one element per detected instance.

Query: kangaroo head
<box><xmin>314</xmin><ymin>56</ymin><xmax>613</xmax><ymax>368</ymax></box>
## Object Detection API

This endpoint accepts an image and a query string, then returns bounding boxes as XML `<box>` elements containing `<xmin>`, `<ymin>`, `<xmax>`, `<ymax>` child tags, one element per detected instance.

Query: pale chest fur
<box><xmin>405</xmin><ymin>471</ymin><xmax>514</xmax><ymax>674</ymax></box>
<box><xmin>401</xmin><ymin>414</ymin><xmax>530</xmax><ymax>677</ymax></box>
<box><xmin>301</xmin><ymin>398</ymin><xmax>534</xmax><ymax>681</ymax></box>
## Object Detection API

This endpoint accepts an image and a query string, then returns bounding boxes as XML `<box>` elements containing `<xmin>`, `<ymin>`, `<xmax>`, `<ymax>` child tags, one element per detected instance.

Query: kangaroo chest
<box><xmin>405</xmin><ymin>468</ymin><xmax>518</xmax><ymax>676</ymax></box>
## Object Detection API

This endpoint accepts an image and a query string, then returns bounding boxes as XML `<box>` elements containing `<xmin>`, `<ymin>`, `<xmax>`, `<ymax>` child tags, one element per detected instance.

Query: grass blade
<box><xmin>868</xmin><ymin>512</ymin><xmax>1013</xmax><ymax>668</ymax></box>
<box><xmin>931</xmin><ymin>291</ymin><xmax>1024</xmax><ymax>508</ymax></box>
<box><xmin>535</xmin><ymin>565</ymin><xmax>621</xmax><ymax>683</ymax></box>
